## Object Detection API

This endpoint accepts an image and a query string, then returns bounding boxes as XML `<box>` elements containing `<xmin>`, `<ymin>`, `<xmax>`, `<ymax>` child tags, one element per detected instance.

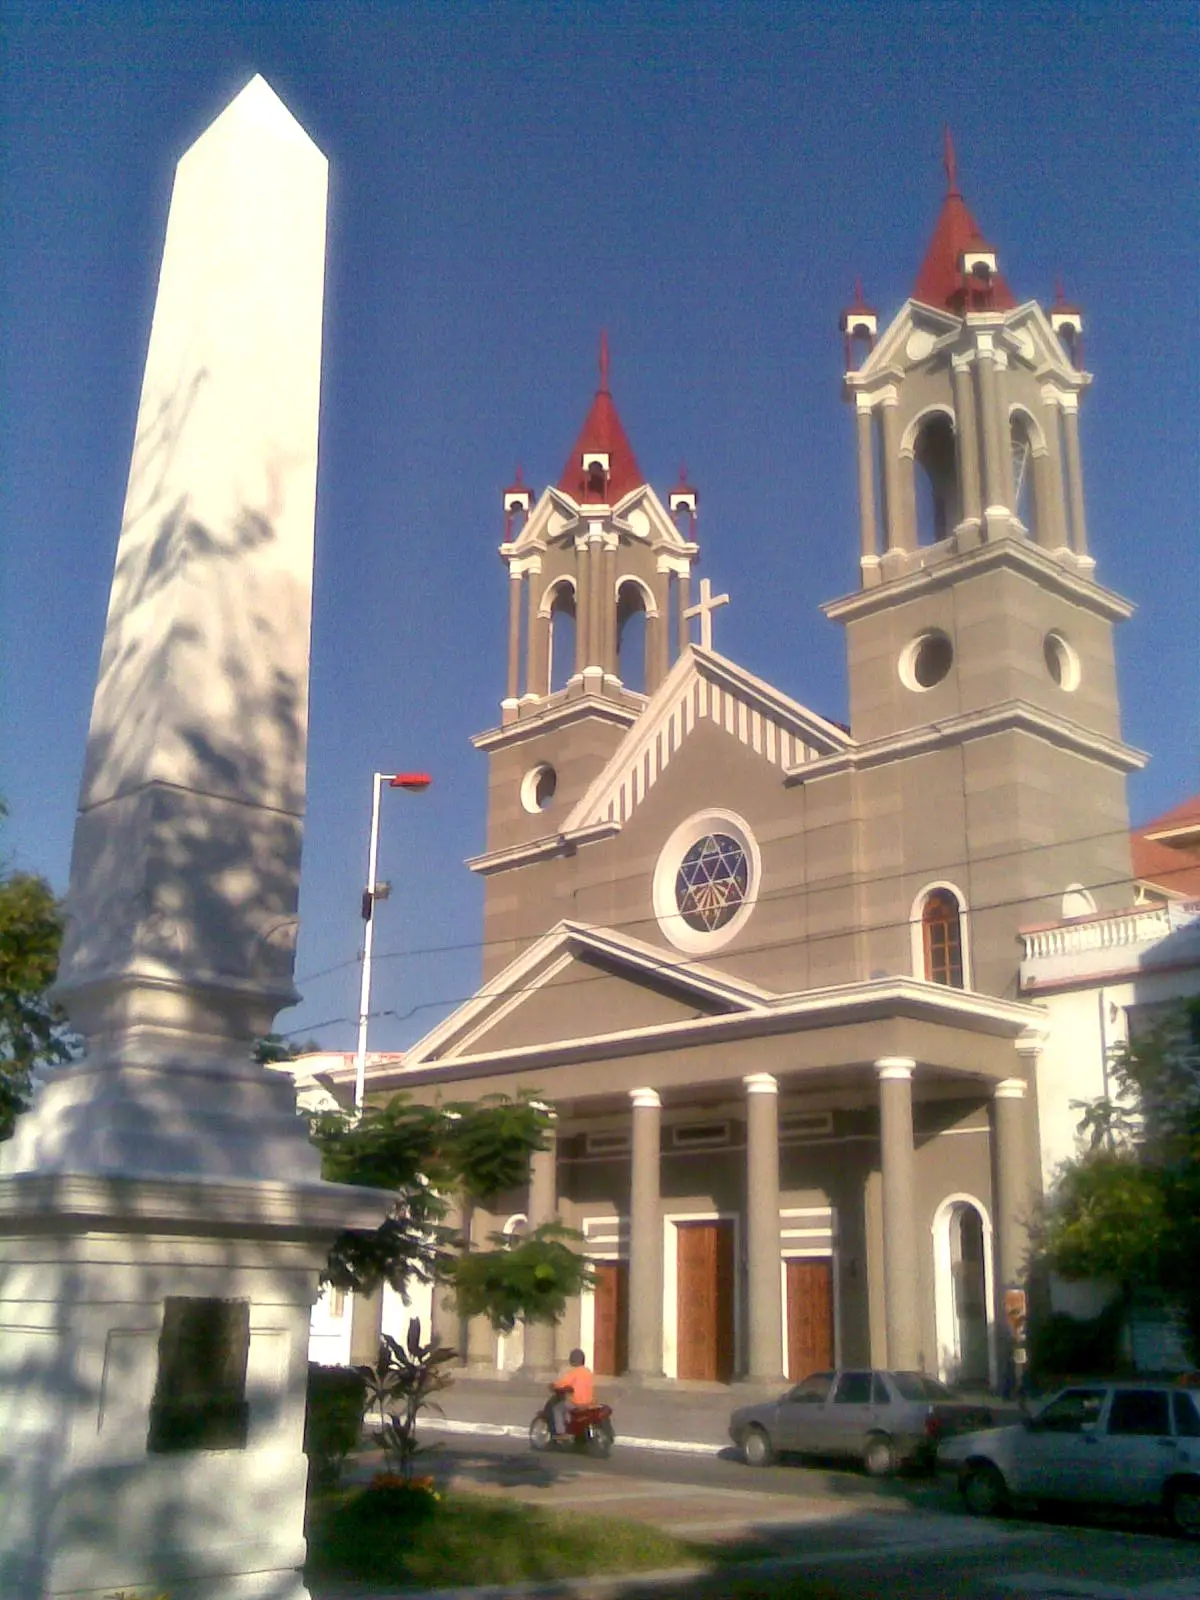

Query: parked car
<box><xmin>729</xmin><ymin>1368</ymin><xmax>995</xmax><ymax>1476</ymax></box>
<box><xmin>938</xmin><ymin>1382</ymin><xmax>1200</xmax><ymax>1538</ymax></box>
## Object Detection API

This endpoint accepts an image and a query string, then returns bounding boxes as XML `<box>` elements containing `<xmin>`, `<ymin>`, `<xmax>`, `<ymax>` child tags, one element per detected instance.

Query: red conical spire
<box><xmin>912</xmin><ymin>131</ymin><xmax>1015</xmax><ymax>313</ymax></box>
<box><xmin>557</xmin><ymin>334</ymin><xmax>644</xmax><ymax>505</ymax></box>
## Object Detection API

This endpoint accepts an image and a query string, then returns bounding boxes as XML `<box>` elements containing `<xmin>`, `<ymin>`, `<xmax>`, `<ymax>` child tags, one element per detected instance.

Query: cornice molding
<box><xmin>472</xmin><ymin>695</ymin><xmax>640</xmax><ymax>753</ymax></box>
<box><xmin>466</xmin><ymin>821</ymin><xmax>619</xmax><ymax>877</ymax></box>
<box><xmin>374</xmin><ymin>972</ymin><xmax>1048</xmax><ymax>1091</ymax></box>
<box><xmin>783</xmin><ymin>699</ymin><xmax>1148</xmax><ymax>785</ymax></box>
<box><xmin>822</xmin><ymin>536</ymin><xmax>1134</xmax><ymax>624</ymax></box>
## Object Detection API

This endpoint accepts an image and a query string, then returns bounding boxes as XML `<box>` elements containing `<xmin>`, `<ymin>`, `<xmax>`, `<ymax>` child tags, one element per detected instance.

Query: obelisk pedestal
<box><xmin>0</xmin><ymin>76</ymin><xmax>389</xmax><ymax>1600</ymax></box>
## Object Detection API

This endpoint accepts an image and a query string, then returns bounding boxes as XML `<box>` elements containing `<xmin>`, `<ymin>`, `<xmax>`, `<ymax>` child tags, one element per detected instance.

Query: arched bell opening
<box><xmin>547</xmin><ymin>581</ymin><xmax>577</xmax><ymax>694</ymax></box>
<box><xmin>616</xmin><ymin>579</ymin><xmax>650</xmax><ymax>693</ymax></box>
<box><xmin>1009</xmin><ymin>410</ymin><xmax>1043</xmax><ymax>543</ymax></box>
<box><xmin>913</xmin><ymin>413</ymin><xmax>960</xmax><ymax>546</ymax></box>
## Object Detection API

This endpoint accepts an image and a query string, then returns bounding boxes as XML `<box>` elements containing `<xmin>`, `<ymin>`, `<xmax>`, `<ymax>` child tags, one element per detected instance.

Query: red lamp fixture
<box><xmin>390</xmin><ymin>772</ymin><xmax>432</xmax><ymax>792</ymax></box>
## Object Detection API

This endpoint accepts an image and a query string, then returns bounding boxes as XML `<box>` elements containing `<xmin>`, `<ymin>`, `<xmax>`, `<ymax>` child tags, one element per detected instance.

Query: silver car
<box><xmin>729</xmin><ymin>1368</ymin><xmax>995</xmax><ymax>1477</ymax></box>
<box><xmin>938</xmin><ymin>1382</ymin><xmax>1200</xmax><ymax>1538</ymax></box>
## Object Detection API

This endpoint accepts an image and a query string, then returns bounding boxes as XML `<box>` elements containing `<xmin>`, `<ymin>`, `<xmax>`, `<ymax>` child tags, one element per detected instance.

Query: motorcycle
<box><xmin>529</xmin><ymin>1386</ymin><xmax>615</xmax><ymax>1458</ymax></box>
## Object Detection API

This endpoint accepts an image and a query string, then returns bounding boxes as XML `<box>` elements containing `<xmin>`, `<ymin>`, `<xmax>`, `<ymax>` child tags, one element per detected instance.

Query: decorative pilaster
<box><xmin>586</xmin><ymin>527</ymin><xmax>604</xmax><ymax>683</ymax></box>
<box><xmin>602</xmin><ymin>533</ymin><xmax>619</xmax><ymax>679</ymax></box>
<box><xmin>574</xmin><ymin>532</ymin><xmax>591</xmax><ymax>679</ymax></box>
<box><xmin>974</xmin><ymin>336</ymin><xmax>1009</xmax><ymax>538</ymax></box>
<box><xmin>504</xmin><ymin>568</ymin><xmax>523</xmax><ymax>712</ymax></box>
<box><xmin>875</xmin><ymin>1057</ymin><xmax>921</xmax><ymax>1370</ymax></box>
<box><xmin>526</xmin><ymin>565</ymin><xmax>547</xmax><ymax>699</ymax></box>
<box><xmin>522</xmin><ymin>1124</ymin><xmax>558</xmax><ymax>1376</ymax></box>
<box><xmin>854</xmin><ymin>396</ymin><xmax>880</xmax><ymax>581</ymax></box>
<box><xmin>1038</xmin><ymin>389</ymin><xmax>1071</xmax><ymax>551</ymax></box>
<box><xmin>879</xmin><ymin>392</ymin><xmax>906</xmax><ymax>554</ymax></box>
<box><xmin>1060</xmin><ymin>396</ymin><xmax>1090</xmax><ymax>561</ymax></box>
<box><xmin>648</xmin><ymin>568</ymin><xmax>670</xmax><ymax>690</ymax></box>
<box><xmin>627</xmin><ymin>1087</ymin><xmax>663</xmax><ymax>1380</ymax></box>
<box><xmin>677</xmin><ymin>570</ymin><xmax>692</xmax><ymax>655</ymax></box>
<box><xmin>951</xmin><ymin>353</ymin><xmax>983</xmax><ymax>539</ymax></box>
<box><xmin>744</xmin><ymin>1074</ymin><xmax>784</xmax><ymax>1382</ymax></box>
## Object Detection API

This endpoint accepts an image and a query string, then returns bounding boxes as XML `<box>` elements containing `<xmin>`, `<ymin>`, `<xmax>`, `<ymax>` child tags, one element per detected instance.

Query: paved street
<box><xmin>321</xmin><ymin>1430</ymin><xmax>1200</xmax><ymax>1600</ymax></box>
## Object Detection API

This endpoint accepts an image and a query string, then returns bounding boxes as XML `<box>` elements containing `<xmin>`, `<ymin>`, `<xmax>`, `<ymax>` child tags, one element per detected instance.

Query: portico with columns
<box><xmin>351</xmin><ymin>138</ymin><xmax>1142</xmax><ymax>1393</ymax></box>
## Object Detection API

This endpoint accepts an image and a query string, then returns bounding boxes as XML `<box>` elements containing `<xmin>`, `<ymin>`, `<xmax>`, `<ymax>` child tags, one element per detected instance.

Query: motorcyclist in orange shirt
<box><xmin>550</xmin><ymin>1348</ymin><xmax>594</xmax><ymax>1437</ymax></box>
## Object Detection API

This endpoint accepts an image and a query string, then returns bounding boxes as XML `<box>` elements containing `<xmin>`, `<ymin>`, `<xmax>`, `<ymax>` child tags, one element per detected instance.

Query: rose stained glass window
<box><xmin>675</xmin><ymin>833</ymin><xmax>749</xmax><ymax>933</ymax></box>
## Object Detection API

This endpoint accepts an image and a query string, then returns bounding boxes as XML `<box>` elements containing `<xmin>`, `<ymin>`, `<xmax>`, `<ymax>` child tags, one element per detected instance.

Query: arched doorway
<box><xmin>933</xmin><ymin>1195</ymin><xmax>994</xmax><ymax>1388</ymax></box>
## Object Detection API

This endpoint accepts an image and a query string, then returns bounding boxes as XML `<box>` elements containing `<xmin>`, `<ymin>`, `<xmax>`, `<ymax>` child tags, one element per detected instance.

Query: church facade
<box><xmin>362</xmin><ymin>144</ymin><xmax>1144</xmax><ymax>1391</ymax></box>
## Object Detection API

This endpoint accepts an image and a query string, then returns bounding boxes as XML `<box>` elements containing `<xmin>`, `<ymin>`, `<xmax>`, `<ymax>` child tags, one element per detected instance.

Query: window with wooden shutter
<box><xmin>922</xmin><ymin>889</ymin><xmax>964</xmax><ymax>987</ymax></box>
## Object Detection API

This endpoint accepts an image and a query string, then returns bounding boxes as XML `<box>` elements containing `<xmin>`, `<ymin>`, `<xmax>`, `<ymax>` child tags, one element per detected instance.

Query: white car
<box><xmin>938</xmin><ymin>1382</ymin><xmax>1200</xmax><ymax>1538</ymax></box>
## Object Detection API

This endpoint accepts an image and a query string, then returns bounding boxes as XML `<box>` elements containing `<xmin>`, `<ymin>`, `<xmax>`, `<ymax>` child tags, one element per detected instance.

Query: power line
<box><xmin>293</xmin><ymin>817</ymin><xmax>1189</xmax><ymax>987</ymax></box>
<box><xmin>280</xmin><ymin>856</ymin><xmax>1194</xmax><ymax>1043</ymax></box>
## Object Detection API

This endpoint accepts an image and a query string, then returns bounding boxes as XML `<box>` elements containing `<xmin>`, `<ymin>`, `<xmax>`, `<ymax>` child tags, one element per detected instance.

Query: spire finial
<box><xmin>598</xmin><ymin>329</ymin><xmax>610</xmax><ymax>392</ymax></box>
<box><xmin>1054</xmin><ymin>272</ymin><xmax>1066</xmax><ymax>305</ymax></box>
<box><xmin>678</xmin><ymin>460</ymin><xmax>689</xmax><ymax>484</ymax></box>
<box><xmin>854</xmin><ymin>273</ymin><xmax>864</xmax><ymax>303</ymax></box>
<box><xmin>943</xmin><ymin>125</ymin><xmax>959</xmax><ymax>195</ymax></box>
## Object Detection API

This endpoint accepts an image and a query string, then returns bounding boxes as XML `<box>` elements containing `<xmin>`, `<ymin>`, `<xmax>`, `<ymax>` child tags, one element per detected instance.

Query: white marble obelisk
<box><xmin>0</xmin><ymin>77</ymin><xmax>389</xmax><ymax>1600</ymax></box>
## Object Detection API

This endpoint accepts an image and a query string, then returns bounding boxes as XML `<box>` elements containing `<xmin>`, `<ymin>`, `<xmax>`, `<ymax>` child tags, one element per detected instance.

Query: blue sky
<box><xmin>2</xmin><ymin>1</ymin><xmax>1196</xmax><ymax>1055</ymax></box>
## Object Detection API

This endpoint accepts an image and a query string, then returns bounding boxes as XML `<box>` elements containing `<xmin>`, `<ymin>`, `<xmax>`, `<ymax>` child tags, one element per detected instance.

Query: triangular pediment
<box><xmin>402</xmin><ymin>920</ymin><xmax>774</xmax><ymax>1066</ymax></box>
<box><xmin>506</xmin><ymin>480</ymin><xmax>692</xmax><ymax>556</ymax></box>
<box><xmin>560</xmin><ymin>646</ymin><xmax>854</xmax><ymax>834</ymax></box>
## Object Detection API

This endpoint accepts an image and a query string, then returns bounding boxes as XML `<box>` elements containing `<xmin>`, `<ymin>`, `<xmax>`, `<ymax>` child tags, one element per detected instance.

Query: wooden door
<box><xmin>592</xmin><ymin>1260</ymin><xmax>628</xmax><ymax>1376</ymax></box>
<box><xmin>676</xmin><ymin>1221</ymin><xmax>735</xmax><ymax>1382</ymax></box>
<box><xmin>787</xmin><ymin>1258</ymin><xmax>834</xmax><ymax>1381</ymax></box>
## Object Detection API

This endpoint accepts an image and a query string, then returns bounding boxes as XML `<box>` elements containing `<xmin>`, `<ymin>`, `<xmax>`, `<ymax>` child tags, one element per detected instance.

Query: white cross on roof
<box><xmin>684</xmin><ymin>577</ymin><xmax>730</xmax><ymax>652</ymax></box>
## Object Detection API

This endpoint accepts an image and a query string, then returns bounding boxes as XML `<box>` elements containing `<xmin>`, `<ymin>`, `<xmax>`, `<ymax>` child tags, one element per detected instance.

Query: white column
<box><xmin>627</xmin><ymin>1087</ymin><xmax>663</xmax><ymax>1379</ymax></box>
<box><xmin>876</xmin><ymin>1057</ymin><xmax>921</xmax><ymax>1370</ymax></box>
<box><xmin>744</xmin><ymin>1073</ymin><xmax>784</xmax><ymax>1382</ymax></box>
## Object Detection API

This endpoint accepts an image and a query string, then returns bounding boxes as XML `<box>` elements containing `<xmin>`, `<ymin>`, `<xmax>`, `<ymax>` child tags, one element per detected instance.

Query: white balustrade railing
<box><xmin>1020</xmin><ymin>905</ymin><xmax>1172</xmax><ymax>963</ymax></box>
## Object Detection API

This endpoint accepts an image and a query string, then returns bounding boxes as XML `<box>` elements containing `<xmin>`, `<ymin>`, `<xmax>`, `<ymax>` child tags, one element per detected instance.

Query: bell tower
<box><xmin>472</xmin><ymin>339</ymin><xmax>699</xmax><ymax>955</ymax></box>
<box><xmin>826</xmin><ymin>134</ymin><xmax>1143</xmax><ymax>968</ymax></box>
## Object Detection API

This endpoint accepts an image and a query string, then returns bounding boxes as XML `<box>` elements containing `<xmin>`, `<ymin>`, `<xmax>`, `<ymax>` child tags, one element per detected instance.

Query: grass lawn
<box><xmin>304</xmin><ymin>1484</ymin><xmax>837</xmax><ymax>1593</ymax></box>
<box><xmin>305</xmin><ymin>1484</ymin><xmax>707</xmax><ymax>1586</ymax></box>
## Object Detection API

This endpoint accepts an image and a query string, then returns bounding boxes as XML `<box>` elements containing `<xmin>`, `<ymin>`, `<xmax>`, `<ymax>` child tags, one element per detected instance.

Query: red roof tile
<box><xmin>1132</xmin><ymin>792</ymin><xmax>1200</xmax><ymax>899</ymax></box>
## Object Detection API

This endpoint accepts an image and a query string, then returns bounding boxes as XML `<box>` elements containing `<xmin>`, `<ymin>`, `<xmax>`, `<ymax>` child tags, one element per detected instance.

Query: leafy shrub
<box><xmin>305</xmin><ymin>1363</ymin><xmax>367</xmax><ymax>1489</ymax></box>
<box><xmin>1027</xmin><ymin>1299</ymin><xmax>1127</xmax><ymax>1384</ymax></box>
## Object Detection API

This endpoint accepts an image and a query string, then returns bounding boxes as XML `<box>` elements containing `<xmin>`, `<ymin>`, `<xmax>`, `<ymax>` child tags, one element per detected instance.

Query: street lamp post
<box><xmin>354</xmin><ymin>770</ymin><xmax>431</xmax><ymax>1112</ymax></box>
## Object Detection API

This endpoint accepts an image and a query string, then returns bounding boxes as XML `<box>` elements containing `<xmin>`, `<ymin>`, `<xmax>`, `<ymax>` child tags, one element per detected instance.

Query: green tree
<box><xmin>1041</xmin><ymin>997</ymin><xmax>1200</xmax><ymax>1361</ymax></box>
<box><xmin>308</xmin><ymin>1091</ymin><xmax>591</xmax><ymax>1331</ymax></box>
<box><xmin>0</xmin><ymin>817</ymin><xmax>73</xmax><ymax>1139</ymax></box>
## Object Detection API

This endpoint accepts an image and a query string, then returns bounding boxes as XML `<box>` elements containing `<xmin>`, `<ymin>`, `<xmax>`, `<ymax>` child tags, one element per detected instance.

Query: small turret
<box><xmin>1050</xmin><ymin>275</ymin><xmax>1085</xmax><ymax>366</ymax></box>
<box><xmin>840</xmin><ymin>277</ymin><xmax>878</xmax><ymax>370</ymax></box>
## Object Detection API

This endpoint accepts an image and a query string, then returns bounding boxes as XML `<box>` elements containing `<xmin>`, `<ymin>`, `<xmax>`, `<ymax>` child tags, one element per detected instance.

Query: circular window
<box><xmin>653</xmin><ymin>810</ymin><xmax>760</xmax><ymax>954</ymax></box>
<box><xmin>520</xmin><ymin>764</ymin><xmax>557</xmax><ymax>814</ymax></box>
<box><xmin>900</xmin><ymin>630</ymin><xmax>954</xmax><ymax>691</ymax></box>
<box><xmin>1043</xmin><ymin>632</ymin><xmax>1080</xmax><ymax>692</ymax></box>
<box><xmin>676</xmin><ymin>834</ymin><xmax>749</xmax><ymax>933</ymax></box>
